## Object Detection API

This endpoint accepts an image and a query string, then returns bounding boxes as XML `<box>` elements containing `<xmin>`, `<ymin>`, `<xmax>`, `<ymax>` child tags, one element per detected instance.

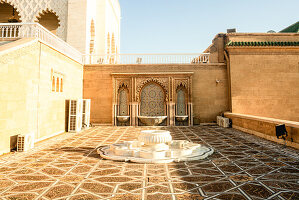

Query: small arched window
<box><xmin>89</xmin><ymin>19</ymin><xmax>95</xmax><ymax>54</ymax></box>
<box><xmin>56</xmin><ymin>77</ymin><xmax>60</xmax><ymax>92</ymax></box>
<box><xmin>52</xmin><ymin>76</ymin><xmax>55</xmax><ymax>91</ymax></box>
<box><xmin>111</xmin><ymin>33</ymin><xmax>116</xmax><ymax>54</ymax></box>
<box><xmin>36</xmin><ymin>10</ymin><xmax>60</xmax><ymax>35</ymax></box>
<box><xmin>60</xmin><ymin>78</ymin><xmax>63</xmax><ymax>92</ymax></box>
<box><xmin>0</xmin><ymin>2</ymin><xmax>21</xmax><ymax>23</ymax></box>
<box><xmin>107</xmin><ymin>33</ymin><xmax>110</xmax><ymax>54</ymax></box>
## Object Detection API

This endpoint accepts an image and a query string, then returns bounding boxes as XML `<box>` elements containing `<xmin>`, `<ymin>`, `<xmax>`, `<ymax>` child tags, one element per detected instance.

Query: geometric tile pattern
<box><xmin>0</xmin><ymin>125</ymin><xmax>298</xmax><ymax>200</ymax></box>
<box><xmin>140</xmin><ymin>83</ymin><xmax>165</xmax><ymax>116</ymax></box>
<box><xmin>176</xmin><ymin>89</ymin><xmax>186</xmax><ymax>116</ymax></box>
<box><xmin>119</xmin><ymin>89</ymin><xmax>128</xmax><ymax>116</ymax></box>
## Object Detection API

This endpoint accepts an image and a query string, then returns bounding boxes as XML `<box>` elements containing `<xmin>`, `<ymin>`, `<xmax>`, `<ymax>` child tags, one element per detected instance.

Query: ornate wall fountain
<box><xmin>112</xmin><ymin>72</ymin><xmax>193</xmax><ymax>126</ymax></box>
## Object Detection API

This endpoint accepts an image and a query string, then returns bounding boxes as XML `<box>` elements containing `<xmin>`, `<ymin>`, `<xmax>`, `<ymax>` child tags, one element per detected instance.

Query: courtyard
<box><xmin>0</xmin><ymin>126</ymin><xmax>298</xmax><ymax>200</ymax></box>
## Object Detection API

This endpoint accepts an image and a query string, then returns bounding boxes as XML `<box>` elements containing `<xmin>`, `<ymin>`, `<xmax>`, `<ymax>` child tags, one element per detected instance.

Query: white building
<box><xmin>0</xmin><ymin>0</ymin><xmax>121</xmax><ymax>55</ymax></box>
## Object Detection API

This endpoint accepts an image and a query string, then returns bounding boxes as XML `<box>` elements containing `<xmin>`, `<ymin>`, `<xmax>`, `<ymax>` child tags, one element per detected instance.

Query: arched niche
<box><xmin>0</xmin><ymin>2</ymin><xmax>21</xmax><ymax>23</ymax></box>
<box><xmin>118</xmin><ymin>87</ymin><xmax>129</xmax><ymax>116</ymax></box>
<box><xmin>107</xmin><ymin>33</ymin><xmax>110</xmax><ymax>54</ymax></box>
<box><xmin>36</xmin><ymin>10</ymin><xmax>60</xmax><ymax>35</ymax></box>
<box><xmin>140</xmin><ymin>82</ymin><xmax>165</xmax><ymax>116</ymax></box>
<box><xmin>176</xmin><ymin>86</ymin><xmax>187</xmax><ymax>116</ymax></box>
<box><xmin>111</xmin><ymin>33</ymin><xmax>116</xmax><ymax>54</ymax></box>
<box><xmin>89</xmin><ymin>19</ymin><xmax>95</xmax><ymax>54</ymax></box>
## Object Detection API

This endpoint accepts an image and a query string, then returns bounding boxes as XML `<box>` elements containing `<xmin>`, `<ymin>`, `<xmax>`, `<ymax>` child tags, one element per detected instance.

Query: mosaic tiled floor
<box><xmin>0</xmin><ymin>126</ymin><xmax>298</xmax><ymax>200</ymax></box>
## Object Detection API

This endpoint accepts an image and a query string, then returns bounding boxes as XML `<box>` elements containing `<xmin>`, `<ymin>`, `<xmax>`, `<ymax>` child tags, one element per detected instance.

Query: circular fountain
<box><xmin>98</xmin><ymin>130</ymin><xmax>213</xmax><ymax>163</ymax></box>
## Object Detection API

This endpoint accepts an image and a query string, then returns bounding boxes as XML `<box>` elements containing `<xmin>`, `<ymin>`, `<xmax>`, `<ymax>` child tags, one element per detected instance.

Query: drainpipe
<box><xmin>223</xmin><ymin>49</ymin><xmax>232</xmax><ymax>112</ymax></box>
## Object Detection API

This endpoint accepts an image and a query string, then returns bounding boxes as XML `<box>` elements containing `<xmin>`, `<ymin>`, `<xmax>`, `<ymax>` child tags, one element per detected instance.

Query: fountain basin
<box><xmin>175</xmin><ymin>115</ymin><xmax>188</xmax><ymax>122</ymax></box>
<box><xmin>98</xmin><ymin>129</ymin><xmax>214</xmax><ymax>163</ymax></box>
<box><xmin>138</xmin><ymin>116</ymin><xmax>167</xmax><ymax>126</ymax></box>
<box><xmin>138</xmin><ymin>130</ymin><xmax>172</xmax><ymax>145</ymax></box>
<box><xmin>117</xmin><ymin>116</ymin><xmax>130</xmax><ymax>123</ymax></box>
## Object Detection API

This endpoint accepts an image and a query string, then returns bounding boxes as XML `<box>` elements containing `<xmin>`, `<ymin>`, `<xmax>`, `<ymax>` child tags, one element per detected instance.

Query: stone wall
<box><xmin>227</xmin><ymin>46</ymin><xmax>299</xmax><ymax>122</ymax></box>
<box><xmin>83</xmin><ymin>64</ymin><xmax>228</xmax><ymax>124</ymax></box>
<box><xmin>0</xmin><ymin>39</ymin><xmax>83</xmax><ymax>155</ymax></box>
<box><xmin>38</xmin><ymin>43</ymin><xmax>83</xmax><ymax>140</ymax></box>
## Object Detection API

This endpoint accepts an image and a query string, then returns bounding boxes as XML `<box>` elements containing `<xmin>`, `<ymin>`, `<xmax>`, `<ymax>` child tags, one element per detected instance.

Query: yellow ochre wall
<box><xmin>227</xmin><ymin>47</ymin><xmax>299</xmax><ymax>122</ymax></box>
<box><xmin>83</xmin><ymin>64</ymin><xmax>229</xmax><ymax>124</ymax></box>
<box><xmin>0</xmin><ymin>39</ymin><xmax>83</xmax><ymax>155</ymax></box>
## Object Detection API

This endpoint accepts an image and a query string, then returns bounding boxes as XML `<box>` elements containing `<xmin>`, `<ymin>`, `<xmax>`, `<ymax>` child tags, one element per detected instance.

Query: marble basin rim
<box><xmin>138</xmin><ymin>116</ymin><xmax>167</xmax><ymax>126</ymax></box>
<box><xmin>175</xmin><ymin>115</ymin><xmax>189</xmax><ymax>122</ymax></box>
<box><xmin>117</xmin><ymin>116</ymin><xmax>130</xmax><ymax>123</ymax></box>
<box><xmin>139</xmin><ymin>130</ymin><xmax>172</xmax><ymax>146</ymax></box>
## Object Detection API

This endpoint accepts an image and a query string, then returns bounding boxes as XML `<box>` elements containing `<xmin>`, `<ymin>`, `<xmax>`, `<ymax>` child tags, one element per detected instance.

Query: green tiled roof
<box><xmin>280</xmin><ymin>21</ymin><xmax>299</xmax><ymax>33</ymax></box>
<box><xmin>227</xmin><ymin>41</ymin><xmax>299</xmax><ymax>47</ymax></box>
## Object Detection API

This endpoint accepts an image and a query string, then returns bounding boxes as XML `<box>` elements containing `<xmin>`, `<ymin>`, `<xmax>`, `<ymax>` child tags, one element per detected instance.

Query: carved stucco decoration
<box><xmin>136</xmin><ymin>77</ymin><xmax>169</xmax><ymax>102</ymax></box>
<box><xmin>117</xmin><ymin>79</ymin><xmax>130</xmax><ymax>91</ymax></box>
<box><xmin>1</xmin><ymin>0</ymin><xmax>68</xmax><ymax>40</ymax></box>
<box><xmin>175</xmin><ymin>79</ymin><xmax>188</xmax><ymax>91</ymax></box>
<box><xmin>113</xmin><ymin>79</ymin><xmax>130</xmax><ymax>103</ymax></box>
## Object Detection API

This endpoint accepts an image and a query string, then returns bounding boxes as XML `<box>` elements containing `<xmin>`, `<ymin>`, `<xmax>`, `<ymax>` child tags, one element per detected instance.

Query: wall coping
<box><xmin>111</xmin><ymin>72</ymin><xmax>194</xmax><ymax>76</ymax></box>
<box><xmin>224</xmin><ymin>112</ymin><xmax>299</xmax><ymax>128</ymax></box>
<box><xmin>0</xmin><ymin>38</ymin><xmax>83</xmax><ymax>65</ymax></box>
<box><xmin>84</xmin><ymin>63</ymin><xmax>226</xmax><ymax>67</ymax></box>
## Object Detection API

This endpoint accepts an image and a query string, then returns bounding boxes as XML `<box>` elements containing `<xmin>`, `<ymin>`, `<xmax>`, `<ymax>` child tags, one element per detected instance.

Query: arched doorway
<box><xmin>140</xmin><ymin>83</ymin><xmax>165</xmax><ymax>116</ymax></box>
<box><xmin>0</xmin><ymin>2</ymin><xmax>21</xmax><ymax>23</ymax></box>
<box><xmin>36</xmin><ymin>10</ymin><xmax>60</xmax><ymax>35</ymax></box>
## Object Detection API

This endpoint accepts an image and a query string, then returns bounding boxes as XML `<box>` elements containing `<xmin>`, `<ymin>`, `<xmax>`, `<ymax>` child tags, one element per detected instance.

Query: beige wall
<box><xmin>227</xmin><ymin>47</ymin><xmax>299</xmax><ymax>122</ymax></box>
<box><xmin>0</xmin><ymin>40</ymin><xmax>39</xmax><ymax>155</ymax></box>
<box><xmin>83</xmin><ymin>64</ymin><xmax>228</xmax><ymax>124</ymax></box>
<box><xmin>0</xmin><ymin>39</ymin><xmax>83</xmax><ymax>155</ymax></box>
<box><xmin>38</xmin><ymin>43</ymin><xmax>83</xmax><ymax>140</ymax></box>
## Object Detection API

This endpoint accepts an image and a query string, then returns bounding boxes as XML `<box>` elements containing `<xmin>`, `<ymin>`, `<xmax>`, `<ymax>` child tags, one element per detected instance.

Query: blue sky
<box><xmin>119</xmin><ymin>0</ymin><xmax>299</xmax><ymax>53</ymax></box>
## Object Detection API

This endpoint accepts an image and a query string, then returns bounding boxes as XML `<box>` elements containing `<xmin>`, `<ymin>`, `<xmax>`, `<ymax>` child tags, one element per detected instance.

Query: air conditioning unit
<box><xmin>68</xmin><ymin>99</ymin><xmax>83</xmax><ymax>132</ymax></box>
<box><xmin>17</xmin><ymin>134</ymin><xmax>34</xmax><ymax>152</ymax></box>
<box><xmin>217</xmin><ymin>116</ymin><xmax>222</xmax><ymax>126</ymax></box>
<box><xmin>217</xmin><ymin>116</ymin><xmax>230</xmax><ymax>128</ymax></box>
<box><xmin>221</xmin><ymin>117</ymin><xmax>230</xmax><ymax>128</ymax></box>
<box><xmin>82</xmin><ymin>99</ymin><xmax>91</xmax><ymax>128</ymax></box>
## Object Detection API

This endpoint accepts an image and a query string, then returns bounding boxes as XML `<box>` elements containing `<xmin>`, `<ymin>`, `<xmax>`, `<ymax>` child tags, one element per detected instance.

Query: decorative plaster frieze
<box><xmin>1</xmin><ymin>0</ymin><xmax>68</xmax><ymax>40</ymax></box>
